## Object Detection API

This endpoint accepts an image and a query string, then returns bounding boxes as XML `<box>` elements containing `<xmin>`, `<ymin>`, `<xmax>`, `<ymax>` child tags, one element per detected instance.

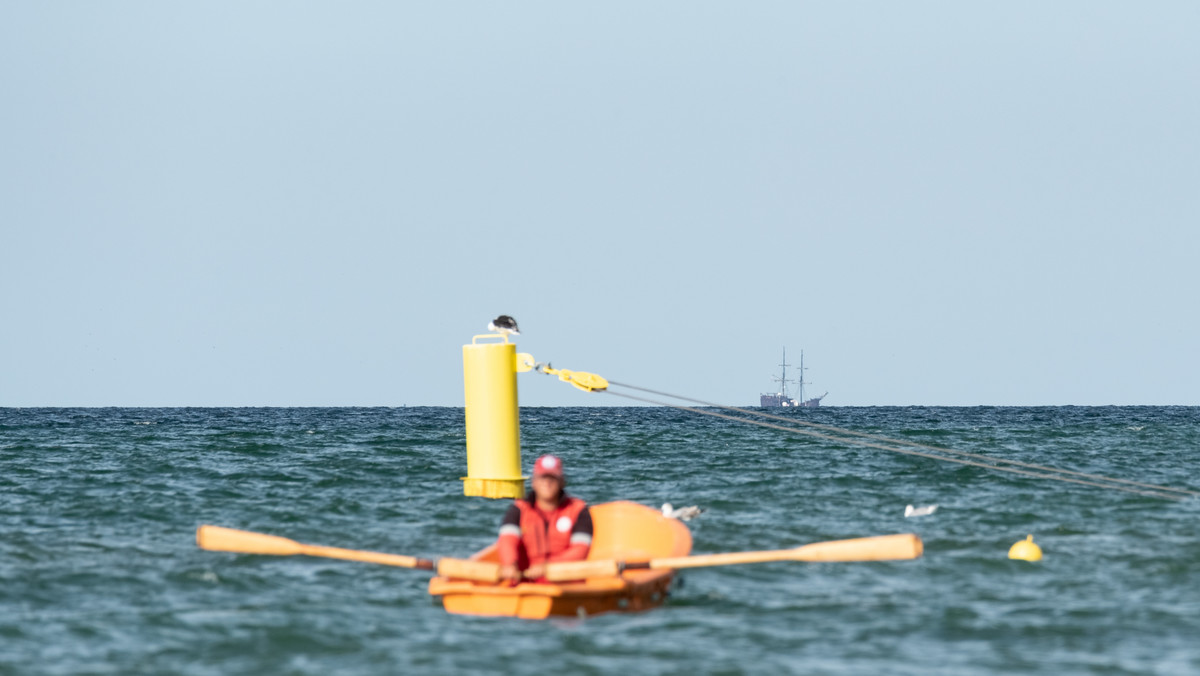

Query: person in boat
<box><xmin>497</xmin><ymin>454</ymin><xmax>593</xmax><ymax>584</ymax></box>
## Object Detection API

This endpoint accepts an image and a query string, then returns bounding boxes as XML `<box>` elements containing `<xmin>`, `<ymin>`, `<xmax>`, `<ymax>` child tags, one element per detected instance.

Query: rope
<box><xmin>602</xmin><ymin>380</ymin><xmax>1197</xmax><ymax>502</ymax></box>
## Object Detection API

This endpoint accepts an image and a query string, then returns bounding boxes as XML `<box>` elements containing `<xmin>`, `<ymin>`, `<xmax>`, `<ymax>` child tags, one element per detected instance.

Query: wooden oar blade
<box><xmin>196</xmin><ymin>525</ymin><xmax>303</xmax><ymax>556</ymax></box>
<box><xmin>789</xmin><ymin>533</ymin><xmax>923</xmax><ymax>563</ymax></box>
<box><xmin>197</xmin><ymin>525</ymin><xmax>502</xmax><ymax>582</ymax></box>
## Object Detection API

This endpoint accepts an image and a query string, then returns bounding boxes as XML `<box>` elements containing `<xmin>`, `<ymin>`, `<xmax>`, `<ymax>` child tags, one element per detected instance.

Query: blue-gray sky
<box><xmin>3</xmin><ymin>3</ymin><xmax>1197</xmax><ymax>407</ymax></box>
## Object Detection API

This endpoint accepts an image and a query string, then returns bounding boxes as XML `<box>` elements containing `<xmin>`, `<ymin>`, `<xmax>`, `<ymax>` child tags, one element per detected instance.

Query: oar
<box><xmin>196</xmin><ymin>525</ymin><xmax>501</xmax><ymax>583</ymax></box>
<box><xmin>543</xmin><ymin>533</ymin><xmax>923</xmax><ymax>581</ymax></box>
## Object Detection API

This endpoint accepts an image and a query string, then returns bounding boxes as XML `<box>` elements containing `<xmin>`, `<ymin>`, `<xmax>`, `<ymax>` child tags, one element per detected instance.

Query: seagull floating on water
<box><xmin>662</xmin><ymin>503</ymin><xmax>704</xmax><ymax>521</ymax></box>
<box><xmin>488</xmin><ymin>315</ymin><xmax>520</xmax><ymax>336</ymax></box>
<box><xmin>904</xmin><ymin>504</ymin><xmax>938</xmax><ymax>518</ymax></box>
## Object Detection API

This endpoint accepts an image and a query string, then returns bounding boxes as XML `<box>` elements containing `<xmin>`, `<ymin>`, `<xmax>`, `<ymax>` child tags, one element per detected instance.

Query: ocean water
<box><xmin>1</xmin><ymin>406</ymin><xmax>1198</xmax><ymax>675</ymax></box>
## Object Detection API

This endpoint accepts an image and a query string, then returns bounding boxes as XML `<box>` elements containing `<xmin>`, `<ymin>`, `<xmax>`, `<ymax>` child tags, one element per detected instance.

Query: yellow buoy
<box><xmin>1008</xmin><ymin>534</ymin><xmax>1043</xmax><ymax>562</ymax></box>
<box><xmin>461</xmin><ymin>334</ymin><xmax>526</xmax><ymax>499</ymax></box>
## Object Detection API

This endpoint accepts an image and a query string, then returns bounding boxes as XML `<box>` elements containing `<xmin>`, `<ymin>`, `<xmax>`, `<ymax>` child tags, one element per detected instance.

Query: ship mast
<box><xmin>797</xmin><ymin>350</ymin><xmax>807</xmax><ymax>404</ymax></box>
<box><xmin>772</xmin><ymin>348</ymin><xmax>796</xmax><ymax>400</ymax></box>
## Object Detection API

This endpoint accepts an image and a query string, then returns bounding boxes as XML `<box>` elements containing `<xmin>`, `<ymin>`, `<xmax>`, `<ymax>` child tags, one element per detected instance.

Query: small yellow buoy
<box><xmin>1008</xmin><ymin>534</ymin><xmax>1043</xmax><ymax>562</ymax></box>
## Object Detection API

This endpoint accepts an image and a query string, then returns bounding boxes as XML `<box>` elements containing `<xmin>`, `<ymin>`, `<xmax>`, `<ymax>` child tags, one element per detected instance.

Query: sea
<box><xmin>2</xmin><ymin>406</ymin><xmax>1198</xmax><ymax>675</ymax></box>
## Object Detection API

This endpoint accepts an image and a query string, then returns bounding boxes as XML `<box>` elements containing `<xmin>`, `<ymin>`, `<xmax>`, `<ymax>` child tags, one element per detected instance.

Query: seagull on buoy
<box><xmin>488</xmin><ymin>315</ymin><xmax>520</xmax><ymax>336</ymax></box>
<box><xmin>662</xmin><ymin>503</ymin><xmax>704</xmax><ymax>521</ymax></box>
<box><xmin>904</xmin><ymin>504</ymin><xmax>938</xmax><ymax>518</ymax></box>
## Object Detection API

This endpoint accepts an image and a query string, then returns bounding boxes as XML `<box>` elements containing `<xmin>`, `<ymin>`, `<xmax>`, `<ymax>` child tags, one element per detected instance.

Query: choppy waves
<box><xmin>1</xmin><ymin>406</ymin><xmax>1198</xmax><ymax>674</ymax></box>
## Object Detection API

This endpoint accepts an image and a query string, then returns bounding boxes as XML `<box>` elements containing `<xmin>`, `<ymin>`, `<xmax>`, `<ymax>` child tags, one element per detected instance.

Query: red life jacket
<box><xmin>510</xmin><ymin>496</ymin><xmax>588</xmax><ymax>567</ymax></box>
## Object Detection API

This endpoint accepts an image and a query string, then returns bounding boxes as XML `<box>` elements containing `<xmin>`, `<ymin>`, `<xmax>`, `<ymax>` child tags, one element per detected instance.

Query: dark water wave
<box><xmin>2</xmin><ymin>407</ymin><xmax>1198</xmax><ymax>675</ymax></box>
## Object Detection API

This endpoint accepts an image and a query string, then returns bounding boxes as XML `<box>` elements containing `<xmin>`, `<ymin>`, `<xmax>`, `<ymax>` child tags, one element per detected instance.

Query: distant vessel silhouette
<box><xmin>759</xmin><ymin>348</ymin><xmax>827</xmax><ymax>408</ymax></box>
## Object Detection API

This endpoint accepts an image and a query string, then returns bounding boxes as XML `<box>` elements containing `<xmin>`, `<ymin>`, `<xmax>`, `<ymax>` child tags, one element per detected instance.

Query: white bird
<box><xmin>488</xmin><ymin>315</ymin><xmax>520</xmax><ymax>335</ymax></box>
<box><xmin>662</xmin><ymin>503</ymin><xmax>704</xmax><ymax>521</ymax></box>
<box><xmin>904</xmin><ymin>504</ymin><xmax>938</xmax><ymax>518</ymax></box>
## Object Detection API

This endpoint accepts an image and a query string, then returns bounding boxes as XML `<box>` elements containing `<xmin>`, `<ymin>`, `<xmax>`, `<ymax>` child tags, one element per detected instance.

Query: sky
<box><xmin>2</xmin><ymin>3</ymin><xmax>1198</xmax><ymax>407</ymax></box>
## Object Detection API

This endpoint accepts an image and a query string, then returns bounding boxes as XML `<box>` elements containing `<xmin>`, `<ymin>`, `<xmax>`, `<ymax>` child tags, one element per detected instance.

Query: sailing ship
<box><xmin>759</xmin><ymin>348</ymin><xmax>827</xmax><ymax>408</ymax></box>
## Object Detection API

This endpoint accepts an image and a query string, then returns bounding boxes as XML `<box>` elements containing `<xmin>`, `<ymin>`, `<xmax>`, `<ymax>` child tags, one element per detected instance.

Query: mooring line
<box><xmin>608</xmin><ymin>381</ymin><xmax>1198</xmax><ymax>498</ymax></box>
<box><xmin>602</xmin><ymin>381</ymin><xmax>1196</xmax><ymax>502</ymax></box>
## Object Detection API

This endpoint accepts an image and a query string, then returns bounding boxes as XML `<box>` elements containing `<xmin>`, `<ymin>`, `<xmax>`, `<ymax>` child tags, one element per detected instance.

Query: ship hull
<box><xmin>759</xmin><ymin>394</ymin><xmax>823</xmax><ymax>408</ymax></box>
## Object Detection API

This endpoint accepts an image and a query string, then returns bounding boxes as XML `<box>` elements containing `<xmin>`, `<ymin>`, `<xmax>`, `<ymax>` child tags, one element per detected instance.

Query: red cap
<box><xmin>533</xmin><ymin>454</ymin><xmax>564</xmax><ymax>478</ymax></box>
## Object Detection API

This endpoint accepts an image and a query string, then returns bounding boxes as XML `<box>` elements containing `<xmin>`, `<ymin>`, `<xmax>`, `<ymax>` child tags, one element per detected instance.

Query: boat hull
<box><xmin>428</xmin><ymin>501</ymin><xmax>692</xmax><ymax>619</ymax></box>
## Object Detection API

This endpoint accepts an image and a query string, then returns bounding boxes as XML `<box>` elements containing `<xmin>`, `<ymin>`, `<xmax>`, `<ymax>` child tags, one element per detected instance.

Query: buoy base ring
<box><xmin>462</xmin><ymin>477</ymin><xmax>526</xmax><ymax>499</ymax></box>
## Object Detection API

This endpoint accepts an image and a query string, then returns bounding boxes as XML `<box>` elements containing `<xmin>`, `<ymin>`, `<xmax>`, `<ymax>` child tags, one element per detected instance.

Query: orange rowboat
<box><xmin>428</xmin><ymin>501</ymin><xmax>692</xmax><ymax>619</ymax></box>
<box><xmin>198</xmin><ymin>504</ymin><xmax>918</xmax><ymax>621</ymax></box>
